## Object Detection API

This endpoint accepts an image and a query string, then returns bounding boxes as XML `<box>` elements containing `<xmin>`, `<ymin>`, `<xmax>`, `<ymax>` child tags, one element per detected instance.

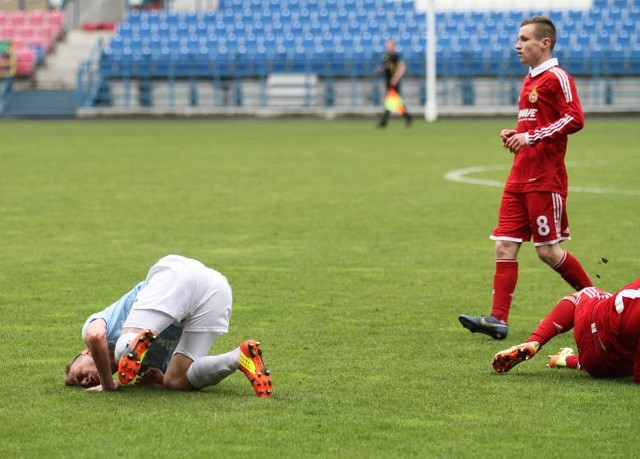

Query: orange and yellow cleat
<box><xmin>492</xmin><ymin>341</ymin><xmax>540</xmax><ymax>373</ymax></box>
<box><xmin>239</xmin><ymin>340</ymin><xmax>272</xmax><ymax>398</ymax></box>
<box><xmin>117</xmin><ymin>329</ymin><xmax>156</xmax><ymax>385</ymax></box>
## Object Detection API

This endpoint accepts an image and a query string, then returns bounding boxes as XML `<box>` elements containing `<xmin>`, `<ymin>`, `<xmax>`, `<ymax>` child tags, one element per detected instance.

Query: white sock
<box><xmin>114</xmin><ymin>332</ymin><xmax>140</xmax><ymax>361</ymax></box>
<box><xmin>186</xmin><ymin>348</ymin><xmax>240</xmax><ymax>389</ymax></box>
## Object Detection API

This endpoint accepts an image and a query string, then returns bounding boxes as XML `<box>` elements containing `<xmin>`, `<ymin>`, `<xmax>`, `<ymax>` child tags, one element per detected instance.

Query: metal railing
<box><xmin>77</xmin><ymin>43</ymin><xmax>640</xmax><ymax>115</ymax></box>
<box><xmin>0</xmin><ymin>77</ymin><xmax>12</xmax><ymax>114</ymax></box>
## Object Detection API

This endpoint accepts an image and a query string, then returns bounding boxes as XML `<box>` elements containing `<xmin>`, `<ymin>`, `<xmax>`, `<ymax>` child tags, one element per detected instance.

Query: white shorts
<box><xmin>124</xmin><ymin>255</ymin><xmax>232</xmax><ymax>334</ymax></box>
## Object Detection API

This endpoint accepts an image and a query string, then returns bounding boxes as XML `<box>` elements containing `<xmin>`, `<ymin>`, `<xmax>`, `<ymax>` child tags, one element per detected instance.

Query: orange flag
<box><xmin>384</xmin><ymin>89</ymin><xmax>406</xmax><ymax>115</ymax></box>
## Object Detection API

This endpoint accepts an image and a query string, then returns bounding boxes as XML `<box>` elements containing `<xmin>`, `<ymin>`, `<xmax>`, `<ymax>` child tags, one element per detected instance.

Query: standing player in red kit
<box><xmin>492</xmin><ymin>278</ymin><xmax>640</xmax><ymax>383</ymax></box>
<box><xmin>459</xmin><ymin>16</ymin><xmax>592</xmax><ymax>340</ymax></box>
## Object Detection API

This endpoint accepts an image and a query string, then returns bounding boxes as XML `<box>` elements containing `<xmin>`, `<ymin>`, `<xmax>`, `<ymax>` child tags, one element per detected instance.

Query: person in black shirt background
<box><xmin>378</xmin><ymin>40</ymin><xmax>413</xmax><ymax>128</ymax></box>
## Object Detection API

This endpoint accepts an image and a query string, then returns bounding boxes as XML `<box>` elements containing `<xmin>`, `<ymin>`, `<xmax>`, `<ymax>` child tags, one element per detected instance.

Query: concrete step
<box><xmin>34</xmin><ymin>30</ymin><xmax>112</xmax><ymax>90</ymax></box>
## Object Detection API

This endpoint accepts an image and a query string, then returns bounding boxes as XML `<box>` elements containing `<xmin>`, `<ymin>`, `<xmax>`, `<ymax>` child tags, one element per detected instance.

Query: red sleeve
<box><xmin>527</xmin><ymin>68</ymin><xmax>584</xmax><ymax>145</ymax></box>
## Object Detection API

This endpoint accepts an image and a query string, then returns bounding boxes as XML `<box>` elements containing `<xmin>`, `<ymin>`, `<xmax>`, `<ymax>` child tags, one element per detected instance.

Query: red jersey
<box><xmin>569</xmin><ymin>279</ymin><xmax>640</xmax><ymax>381</ymax></box>
<box><xmin>505</xmin><ymin>58</ymin><xmax>584</xmax><ymax>195</ymax></box>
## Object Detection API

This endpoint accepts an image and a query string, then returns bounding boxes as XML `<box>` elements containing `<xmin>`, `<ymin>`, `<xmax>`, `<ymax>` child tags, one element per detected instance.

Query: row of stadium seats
<box><xmin>122</xmin><ymin>6</ymin><xmax>640</xmax><ymax>30</ymax></box>
<box><xmin>111</xmin><ymin>18</ymin><xmax>639</xmax><ymax>51</ymax></box>
<box><xmin>106</xmin><ymin>37</ymin><xmax>636</xmax><ymax>60</ymax></box>
<box><xmin>100</xmin><ymin>2</ymin><xmax>640</xmax><ymax>77</ymax></box>
<box><xmin>215</xmin><ymin>0</ymin><xmax>638</xmax><ymax>11</ymax></box>
<box><xmin>117</xmin><ymin>14</ymin><xmax>640</xmax><ymax>36</ymax></box>
<box><xmin>0</xmin><ymin>9</ymin><xmax>63</xmax><ymax>27</ymax></box>
<box><xmin>99</xmin><ymin>44</ymin><xmax>640</xmax><ymax>79</ymax></box>
<box><xmin>593</xmin><ymin>0</ymin><xmax>637</xmax><ymax>7</ymax></box>
<box><xmin>0</xmin><ymin>9</ymin><xmax>64</xmax><ymax>76</ymax></box>
<box><xmin>116</xmin><ymin>5</ymin><xmax>640</xmax><ymax>42</ymax></box>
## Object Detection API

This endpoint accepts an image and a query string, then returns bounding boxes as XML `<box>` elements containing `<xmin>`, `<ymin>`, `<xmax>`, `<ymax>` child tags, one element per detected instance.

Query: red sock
<box><xmin>526</xmin><ymin>297</ymin><xmax>576</xmax><ymax>346</ymax></box>
<box><xmin>553</xmin><ymin>251</ymin><xmax>593</xmax><ymax>291</ymax></box>
<box><xmin>490</xmin><ymin>259</ymin><xmax>518</xmax><ymax>323</ymax></box>
<box><xmin>565</xmin><ymin>355</ymin><xmax>580</xmax><ymax>369</ymax></box>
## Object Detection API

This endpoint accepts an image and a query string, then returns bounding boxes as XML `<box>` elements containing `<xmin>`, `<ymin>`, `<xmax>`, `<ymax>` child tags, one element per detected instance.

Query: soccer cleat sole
<box><xmin>239</xmin><ymin>340</ymin><xmax>272</xmax><ymax>398</ymax></box>
<box><xmin>117</xmin><ymin>329</ymin><xmax>156</xmax><ymax>385</ymax></box>
<box><xmin>492</xmin><ymin>343</ymin><xmax>537</xmax><ymax>373</ymax></box>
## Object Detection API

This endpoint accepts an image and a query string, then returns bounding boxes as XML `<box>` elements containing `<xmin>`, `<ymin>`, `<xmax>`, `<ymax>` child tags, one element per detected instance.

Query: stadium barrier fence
<box><xmin>0</xmin><ymin>77</ymin><xmax>12</xmax><ymax>111</ymax></box>
<box><xmin>76</xmin><ymin>46</ymin><xmax>640</xmax><ymax>117</ymax></box>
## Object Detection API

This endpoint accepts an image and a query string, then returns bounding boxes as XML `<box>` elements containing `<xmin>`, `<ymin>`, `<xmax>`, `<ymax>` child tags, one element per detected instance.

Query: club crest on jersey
<box><xmin>528</xmin><ymin>87</ymin><xmax>538</xmax><ymax>103</ymax></box>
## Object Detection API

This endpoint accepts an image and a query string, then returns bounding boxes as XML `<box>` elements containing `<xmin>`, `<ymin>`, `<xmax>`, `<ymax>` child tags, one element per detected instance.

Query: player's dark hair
<box><xmin>521</xmin><ymin>16</ymin><xmax>557</xmax><ymax>50</ymax></box>
<box><xmin>64</xmin><ymin>353</ymin><xmax>83</xmax><ymax>386</ymax></box>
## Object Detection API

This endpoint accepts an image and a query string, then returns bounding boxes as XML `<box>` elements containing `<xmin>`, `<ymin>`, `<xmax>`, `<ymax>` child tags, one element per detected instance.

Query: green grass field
<box><xmin>1</xmin><ymin>117</ymin><xmax>639</xmax><ymax>457</ymax></box>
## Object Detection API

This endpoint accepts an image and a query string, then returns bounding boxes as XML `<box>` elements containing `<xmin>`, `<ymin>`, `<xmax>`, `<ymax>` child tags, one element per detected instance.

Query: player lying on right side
<box><xmin>492</xmin><ymin>278</ymin><xmax>640</xmax><ymax>383</ymax></box>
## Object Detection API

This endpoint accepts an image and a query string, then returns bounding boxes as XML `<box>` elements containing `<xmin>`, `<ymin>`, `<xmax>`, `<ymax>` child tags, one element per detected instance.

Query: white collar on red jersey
<box><xmin>529</xmin><ymin>58</ymin><xmax>559</xmax><ymax>77</ymax></box>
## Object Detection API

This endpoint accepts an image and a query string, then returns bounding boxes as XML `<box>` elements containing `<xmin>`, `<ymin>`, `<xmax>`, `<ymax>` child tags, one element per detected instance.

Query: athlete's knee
<box><xmin>494</xmin><ymin>240</ymin><xmax>520</xmax><ymax>259</ymax></box>
<box><xmin>536</xmin><ymin>244</ymin><xmax>564</xmax><ymax>266</ymax></box>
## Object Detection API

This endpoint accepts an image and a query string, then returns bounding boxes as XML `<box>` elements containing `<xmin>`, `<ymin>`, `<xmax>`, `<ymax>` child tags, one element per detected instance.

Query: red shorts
<box><xmin>574</xmin><ymin>311</ymin><xmax>634</xmax><ymax>379</ymax></box>
<box><xmin>574</xmin><ymin>323</ymin><xmax>626</xmax><ymax>378</ymax></box>
<box><xmin>491</xmin><ymin>191</ymin><xmax>570</xmax><ymax>247</ymax></box>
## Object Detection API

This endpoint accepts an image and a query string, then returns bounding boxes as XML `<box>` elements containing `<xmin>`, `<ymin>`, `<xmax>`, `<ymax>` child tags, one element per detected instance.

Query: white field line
<box><xmin>444</xmin><ymin>162</ymin><xmax>640</xmax><ymax>196</ymax></box>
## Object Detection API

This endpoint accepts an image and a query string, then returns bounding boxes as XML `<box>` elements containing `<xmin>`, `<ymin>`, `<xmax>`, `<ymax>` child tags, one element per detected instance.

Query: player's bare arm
<box><xmin>84</xmin><ymin>319</ymin><xmax>118</xmax><ymax>391</ymax></box>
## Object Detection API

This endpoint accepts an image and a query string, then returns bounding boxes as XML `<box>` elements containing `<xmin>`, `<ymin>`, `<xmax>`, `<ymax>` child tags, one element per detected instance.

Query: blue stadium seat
<box><xmin>606</xmin><ymin>5</ymin><xmax>623</xmax><ymax>22</ymax></box>
<box><xmin>476</xmin><ymin>30</ymin><xmax>491</xmax><ymax>47</ymax></box>
<box><xmin>620</xmin><ymin>18</ymin><xmax>637</xmax><ymax>34</ymax></box>
<box><xmin>496</xmin><ymin>29</ymin><xmax>511</xmax><ymax>47</ymax></box>
<box><xmin>594</xmin><ymin>30</ymin><xmax>611</xmax><ymax>47</ymax></box>
<box><xmin>556</xmin><ymin>29</ymin><xmax>570</xmax><ymax>48</ymax></box>
<box><xmin>488</xmin><ymin>10</ymin><xmax>505</xmax><ymax>23</ymax></box>
<box><xmin>118</xmin><ymin>21</ymin><xmax>133</xmax><ymax>37</ymax></box>
<box><xmin>615</xmin><ymin>29</ymin><xmax>633</xmax><ymax>47</ymax></box>
<box><xmin>183</xmin><ymin>11</ymin><xmax>199</xmax><ymax>24</ymax></box>
<box><xmin>576</xmin><ymin>29</ymin><xmax>590</xmax><ymax>45</ymax></box>
<box><xmin>126</xmin><ymin>10</ymin><xmax>142</xmax><ymax>25</ymax></box>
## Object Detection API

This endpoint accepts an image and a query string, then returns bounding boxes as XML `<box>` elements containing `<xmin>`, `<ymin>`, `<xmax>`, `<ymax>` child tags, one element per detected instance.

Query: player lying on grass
<box><xmin>493</xmin><ymin>278</ymin><xmax>640</xmax><ymax>383</ymax></box>
<box><xmin>65</xmin><ymin>254</ymin><xmax>272</xmax><ymax>398</ymax></box>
